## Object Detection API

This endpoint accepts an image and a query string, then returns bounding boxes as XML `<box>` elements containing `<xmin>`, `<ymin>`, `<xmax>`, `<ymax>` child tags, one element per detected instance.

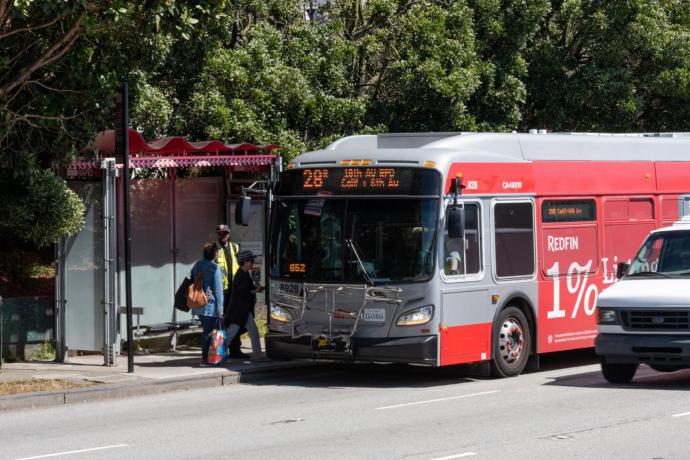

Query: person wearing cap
<box><xmin>214</xmin><ymin>224</ymin><xmax>246</xmax><ymax>358</ymax></box>
<box><xmin>445</xmin><ymin>250</ymin><xmax>463</xmax><ymax>276</ymax></box>
<box><xmin>225</xmin><ymin>250</ymin><xmax>266</xmax><ymax>361</ymax></box>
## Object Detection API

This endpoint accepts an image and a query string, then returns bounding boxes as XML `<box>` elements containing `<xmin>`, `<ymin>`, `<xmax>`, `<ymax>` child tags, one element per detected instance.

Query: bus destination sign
<box><xmin>279</xmin><ymin>167</ymin><xmax>440</xmax><ymax>196</ymax></box>
<box><xmin>542</xmin><ymin>200</ymin><xmax>596</xmax><ymax>223</ymax></box>
<box><xmin>303</xmin><ymin>168</ymin><xmax>401</xmax><ymax>190</ymax></box>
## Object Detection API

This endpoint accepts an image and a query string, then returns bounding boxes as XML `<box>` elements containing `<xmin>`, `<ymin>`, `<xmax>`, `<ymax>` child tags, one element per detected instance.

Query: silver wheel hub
<box><xmin>498</xmin><ymin>318</ymin><xmax>524</xmax><ymax>365</ymax></box>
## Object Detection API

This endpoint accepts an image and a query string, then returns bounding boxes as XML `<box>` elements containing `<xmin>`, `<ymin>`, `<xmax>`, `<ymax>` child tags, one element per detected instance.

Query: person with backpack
<box><xmin>190</xmin><ymin>242</ymin><xmax>224</xmax><ymax>366</ymax></box>
<box><xmin>225</xmin><ymin>250</ymin><xmax>266</xmax><ymax>361</ymax></box>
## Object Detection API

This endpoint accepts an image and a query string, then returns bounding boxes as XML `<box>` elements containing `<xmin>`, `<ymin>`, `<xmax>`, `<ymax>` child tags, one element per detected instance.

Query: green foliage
<box><xmin>0</xmin><ymin>168</ymin><xmax>85</xmax><ymax>247</ymax></box>
<box><xmin>35</xmin><ymin>340</ymin><xmax>57</xmax><ymax>361</ymax></box>
<box><xmin>525</xmin><ymin>0</ymin><xmax>690</xmax><ymax>131</ymax></box>
<box><xmin>4</xmin><ymin>0</ymin><xmax>690</xmax><ymax>246</ymax></box>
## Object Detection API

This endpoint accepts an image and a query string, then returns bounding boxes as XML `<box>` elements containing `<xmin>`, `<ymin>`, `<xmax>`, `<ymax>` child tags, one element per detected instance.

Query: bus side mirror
<box><xmin>616</xmin><ymin>262</ymin><xmax>630</xmax><ymax>279</ymax></box>
<box><xmin>235</xmin><ymin>196</ymin><xmax>251</xmax><ymax>226</ymax></box>
<box><xmin>447</xmin><ymin>206</ymin><xmax>465</xmax><ymax>239</ymax></box>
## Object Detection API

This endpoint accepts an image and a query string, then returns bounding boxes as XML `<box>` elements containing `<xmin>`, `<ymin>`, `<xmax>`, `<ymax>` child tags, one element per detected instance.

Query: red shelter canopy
<box><xmin>87</xmin><ymin>129</ymin><xmax>279</xmax><ymax>155</ymax></box>
<box><xmin>70</xmin><ymin>129</ymin><xmax>279</xmax><ymax>171</ymax></box>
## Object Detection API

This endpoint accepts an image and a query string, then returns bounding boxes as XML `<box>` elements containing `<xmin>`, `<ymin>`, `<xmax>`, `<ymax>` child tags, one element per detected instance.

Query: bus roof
<box><xmin>290</xmin><ymin>132</ymin><xmax>690</xmax><ymax>167</ymax></box>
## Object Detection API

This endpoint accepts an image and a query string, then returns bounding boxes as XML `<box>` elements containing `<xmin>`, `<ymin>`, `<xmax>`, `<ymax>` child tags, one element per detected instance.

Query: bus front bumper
<box><xmin>266</xmin><ymin>335</ymin><xmax>438</xmax><ymax>366</ymax></box>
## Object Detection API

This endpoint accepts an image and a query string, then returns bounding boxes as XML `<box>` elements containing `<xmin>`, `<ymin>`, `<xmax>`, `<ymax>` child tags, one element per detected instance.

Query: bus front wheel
<box><xmin>491</xmin><ymin>306</ymin><xmax>531</xmax><ymax>378</ymax></box>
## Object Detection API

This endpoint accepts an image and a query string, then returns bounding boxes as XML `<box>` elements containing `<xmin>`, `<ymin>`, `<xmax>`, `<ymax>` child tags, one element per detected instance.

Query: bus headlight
<box><xmin>270</xmin><ymin>304</ymin><xmax>292</xmax><ymax>323</ymax></box>
<box><xmin>397</xmin><ymin>305</ymin><xmax>434</xmax><ymax>326</ymax></box>
<box><xmin>596</xmin><ymin>308</ymin><xmax>618</xmax><ymax>324</ymax></box>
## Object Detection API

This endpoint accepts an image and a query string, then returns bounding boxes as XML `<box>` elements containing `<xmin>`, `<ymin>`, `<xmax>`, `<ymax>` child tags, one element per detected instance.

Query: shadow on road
<box><xmin>243</xmin><ymin>349</ymin><xmax>605</xmax><ymax>389</ymax></box>
<box><xmin>528</xmin><ymin>348</ymin><xmax>599</xmax><ymax>373</ymax></box>
<box><xmin>543</xmin><ymin>364</ymin><xmax>690</xmax><ymax>391</ymax></box>
<box><xmin>242</xmin><ymin>362</ymin><xmax>478</xmax><ymax>389</ymax></box>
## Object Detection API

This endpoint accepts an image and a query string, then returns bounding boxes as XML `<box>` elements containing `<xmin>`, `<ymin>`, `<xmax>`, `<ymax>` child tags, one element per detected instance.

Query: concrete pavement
<box><xmin>0</xmin><ymin>345</ymin><xmax>318</xmax><ymax>412</ymax></box>
<box><xmin>2</xmin><ymin>351</ymin><xmax>690</xmax><ymax>460</ymax></box>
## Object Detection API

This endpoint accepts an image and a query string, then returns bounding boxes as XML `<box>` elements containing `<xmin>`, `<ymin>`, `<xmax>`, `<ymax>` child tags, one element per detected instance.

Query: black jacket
<box><xmin>226</xmin><ymin>268</ymin><xmax>257</xmax><ymax>327</ymax></box>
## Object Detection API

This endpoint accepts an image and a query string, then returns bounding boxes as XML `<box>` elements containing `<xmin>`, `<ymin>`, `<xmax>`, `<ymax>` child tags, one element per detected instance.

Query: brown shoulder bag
<box><xmin>187</xmin><ymin>267</ymin><xmax>208</xmax><ymax>309</ymax></box>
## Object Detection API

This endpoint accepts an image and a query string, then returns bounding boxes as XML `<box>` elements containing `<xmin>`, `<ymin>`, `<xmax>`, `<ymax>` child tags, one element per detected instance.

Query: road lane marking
<box><xmin>672</xmin><ymin>411</ymin><xmax>690</xmax><ymax>418</ymax></box>
<box><xmin>429</xmin><ymin>452</ymin><xmax>478</xmax><ymax>460</ymax></box>
<box><xmin>12</xmin><ymin>444</ymin><xmax>127</xmax><ymax>460</ymax></box>
<box><xmin>375</xmin><ymin>390</ymin><xmax>499</xmax><ymax>410</ymax></box>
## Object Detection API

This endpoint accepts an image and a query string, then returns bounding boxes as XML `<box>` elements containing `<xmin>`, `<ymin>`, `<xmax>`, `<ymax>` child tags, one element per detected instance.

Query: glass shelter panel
<box><xmin>64</xmin><ymin>182</ymin><xmax>104</xmax><ymax>351</ymax></box>
<box><xmin>122</xmin><ymin>179</ymin><xmax>174</xmax><ymax>327</ymax></box>
<box><xmin>175</xmin><ymin>177</ymin><xmax>224</xmax><ymax>320</ymax></box>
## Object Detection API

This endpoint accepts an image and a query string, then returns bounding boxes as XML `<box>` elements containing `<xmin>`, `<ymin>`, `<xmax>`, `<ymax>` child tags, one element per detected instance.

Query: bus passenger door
<box><xmin>439</xmin><ymin>200</ymin><xmax>492</xmax><ymax>366</ymax></box>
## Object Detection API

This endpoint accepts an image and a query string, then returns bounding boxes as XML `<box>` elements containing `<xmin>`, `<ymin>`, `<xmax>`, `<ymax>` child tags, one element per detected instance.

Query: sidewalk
<box><xmin>0</xmin><ymin>342</ymin><xmax>317</xmax><ymax>412</ymax></box>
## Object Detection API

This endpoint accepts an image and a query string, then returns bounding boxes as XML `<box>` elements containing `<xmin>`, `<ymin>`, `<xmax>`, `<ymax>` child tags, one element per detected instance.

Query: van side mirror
<box><xmin>616</xmin><ymin>262</ymin><xmax>630</xmax><ymax>279</ymax></box>
<box><xmin>235</xmin><ymin>196</ymin><xmax>250</xmax><ymax>226</ymax></box>
<box><xmin>447</xmin><ymin>206</ymin><xmax>465</xmax><ymax>239</ymax></box>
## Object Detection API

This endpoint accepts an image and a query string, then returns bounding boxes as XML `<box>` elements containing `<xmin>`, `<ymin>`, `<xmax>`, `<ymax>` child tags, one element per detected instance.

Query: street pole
<box><xmin>118</xmin><ymin>83</ymin><xmax>135</xmax><ymax>373</ymax></box>
<box><xmin>0</xmin><ymin>295</ymin><xmax>4</xmax><ymax>369</ymax></box>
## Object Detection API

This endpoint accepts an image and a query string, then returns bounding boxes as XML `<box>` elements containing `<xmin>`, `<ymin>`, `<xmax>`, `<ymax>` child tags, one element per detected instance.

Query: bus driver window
<box><xmin>444</xmin><ymin>203</ymin><xmax>481</xmax><ymax>276</ymax></box>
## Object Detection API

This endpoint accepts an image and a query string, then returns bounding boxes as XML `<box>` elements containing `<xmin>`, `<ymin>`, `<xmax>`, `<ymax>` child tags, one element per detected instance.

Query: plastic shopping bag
<box><xmin>207</xmin><ymin>327</ymin><xmax>227</xmax><ymax>365</ymax></box>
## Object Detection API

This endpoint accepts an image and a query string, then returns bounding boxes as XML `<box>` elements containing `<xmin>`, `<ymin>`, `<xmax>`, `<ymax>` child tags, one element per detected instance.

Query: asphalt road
<box><xmin>1</xmin><ymin>350</ymin><xmax>690</xmax><ymax>460</ymax></box>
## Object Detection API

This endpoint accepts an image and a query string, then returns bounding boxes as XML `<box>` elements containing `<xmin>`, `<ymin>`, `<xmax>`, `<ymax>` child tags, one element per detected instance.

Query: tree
<box><xmin>525</xmin><ymin>0</ymin><xmax>690</xmax><ymax>132</ymax></box>
<box><xmin>0</xmin><ymin>1</ymin><xmax>220</xmax><ymax>246</ymax></box>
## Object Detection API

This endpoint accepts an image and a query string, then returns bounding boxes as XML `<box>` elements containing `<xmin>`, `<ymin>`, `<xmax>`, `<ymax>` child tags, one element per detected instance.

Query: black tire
<box><xmin>491</xmin><ymin>306</ymin><xmax>531</xmax><ymax>378</ymax></box>
<box><xmin>649</xmin><ymin>364</ymin><xmax>681</xmax><ymax>373</ymax></box>
<box><xmin>600</xmin><ymin>357</ymin><xmax>637</xmax><ymax>383</ymax></box>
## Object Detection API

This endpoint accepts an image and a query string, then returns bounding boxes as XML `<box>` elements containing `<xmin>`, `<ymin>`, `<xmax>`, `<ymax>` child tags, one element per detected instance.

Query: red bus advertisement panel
<box><xmin>538</xmin><ymin>223</ymin><xmax>600</xmax><ymax>352</ymax></box>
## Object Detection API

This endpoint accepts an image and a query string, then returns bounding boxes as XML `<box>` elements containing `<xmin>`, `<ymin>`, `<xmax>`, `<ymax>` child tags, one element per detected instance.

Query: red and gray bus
<box><xmin>264</xmin><ymin>132</ymin><xmax>690</xmax><ymax>376</ymax></box>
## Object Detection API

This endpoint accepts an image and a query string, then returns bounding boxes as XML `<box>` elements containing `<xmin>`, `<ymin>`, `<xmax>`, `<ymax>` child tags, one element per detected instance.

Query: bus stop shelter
<box><xmin>56</xmin><ymin>129</ymin><xmax>280</xmax><ymax>365</ymax></box>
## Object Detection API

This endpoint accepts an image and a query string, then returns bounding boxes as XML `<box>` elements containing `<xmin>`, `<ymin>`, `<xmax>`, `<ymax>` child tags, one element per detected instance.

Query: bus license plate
<box><xmin>363</xmin><ymin>308</ymin><xmax>385</xmax><ymax>322</ymax></box>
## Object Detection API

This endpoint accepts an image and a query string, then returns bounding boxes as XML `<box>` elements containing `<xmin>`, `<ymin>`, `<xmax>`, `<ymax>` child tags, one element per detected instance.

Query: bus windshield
<box><xmin>270</xmin><ymin>198</ymin><xmax>439</xmax><ymax>284</ymax></box>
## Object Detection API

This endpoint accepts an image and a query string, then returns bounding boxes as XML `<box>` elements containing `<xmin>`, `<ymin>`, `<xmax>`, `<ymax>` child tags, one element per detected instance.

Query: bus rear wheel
<box><xmin>491</xmin><ymin>306</ymin><xmax>531</xmax><ymax>378</ymax></box>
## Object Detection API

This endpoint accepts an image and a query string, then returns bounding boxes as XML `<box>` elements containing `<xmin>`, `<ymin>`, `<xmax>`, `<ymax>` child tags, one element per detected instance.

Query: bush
<box><xmin>0</xmin><ymin>168</ymin><xmax>85</xmax><ymax>248</ymax></box>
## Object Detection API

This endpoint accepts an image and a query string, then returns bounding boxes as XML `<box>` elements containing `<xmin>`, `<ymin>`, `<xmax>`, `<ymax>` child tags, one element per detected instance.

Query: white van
<box><xmin>595</xmin><ymin>216</ymin><xmax>690</xmax><ymax>383</ymax></box>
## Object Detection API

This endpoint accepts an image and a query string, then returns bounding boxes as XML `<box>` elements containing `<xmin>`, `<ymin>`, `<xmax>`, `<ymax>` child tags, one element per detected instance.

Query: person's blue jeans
<box><xmin>200</xmin><ymin>315</ymin><xmax>219</xmax><ymax>362</ymax></box>
<box><xmin>225</xmin><ymin>313</ymin><xmax>262</xmax><ymax>355</ymax></box>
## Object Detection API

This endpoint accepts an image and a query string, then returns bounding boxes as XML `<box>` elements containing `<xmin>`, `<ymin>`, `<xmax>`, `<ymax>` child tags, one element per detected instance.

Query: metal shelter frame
<box><xmin>55</xmin><ymin>130</ymin><xmax>280</xmax><ymax>365</ymax></box>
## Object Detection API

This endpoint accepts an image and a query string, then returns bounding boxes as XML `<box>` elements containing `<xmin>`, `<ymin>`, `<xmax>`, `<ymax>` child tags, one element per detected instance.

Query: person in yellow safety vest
<box><xmin>215</xmin><ymin>224</ymin><xmax>247</xmax><ymax>358</ymax></box>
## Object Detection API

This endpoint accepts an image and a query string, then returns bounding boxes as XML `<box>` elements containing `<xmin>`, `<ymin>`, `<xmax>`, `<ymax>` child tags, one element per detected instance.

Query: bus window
<box><xmin>444</xmin><ymin>203</ymin><xmax>481</xmax><ymax>276</ymax></box>
<box><xmin>541</xmin><ymin>198</ymin><xmax>598</xmax><ymax>277</ymax></box>
<box><xmin>494</xmin><ymin>201</ymin><xmax>535</xmax><ymax>278</ymax></box>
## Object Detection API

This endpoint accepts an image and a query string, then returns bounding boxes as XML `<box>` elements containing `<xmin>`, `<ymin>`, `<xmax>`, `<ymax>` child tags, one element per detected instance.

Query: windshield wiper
<box><xmin>345</xmin><ymin>238</ymin><xmax>374</xmax><ymax>285</ymax></box>
<box><xmin>626</xmin><ymin>271</ymin><xmax>673</xmax><ymax>278</ymax></box>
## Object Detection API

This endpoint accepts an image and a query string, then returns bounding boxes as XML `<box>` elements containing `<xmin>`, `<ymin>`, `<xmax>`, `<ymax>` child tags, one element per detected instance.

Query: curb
<box><xmin>0</xmin><ymin>362</ymin><xmax>317</xmax><ymax>412</ymax></box>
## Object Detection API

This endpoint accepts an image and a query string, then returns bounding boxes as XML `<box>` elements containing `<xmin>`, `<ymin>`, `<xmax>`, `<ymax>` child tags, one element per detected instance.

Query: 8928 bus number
<box><xmin>278</xmin><ymin>283</ymin><xmax>303</xmax><ymax>296</ymax></box>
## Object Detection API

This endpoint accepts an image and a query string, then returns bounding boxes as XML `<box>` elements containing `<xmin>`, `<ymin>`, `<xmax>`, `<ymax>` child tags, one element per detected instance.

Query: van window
<box><xmin>629</xmin><ymin>230</ymin><xmax>690</xmax><ymax>275</ymax></box>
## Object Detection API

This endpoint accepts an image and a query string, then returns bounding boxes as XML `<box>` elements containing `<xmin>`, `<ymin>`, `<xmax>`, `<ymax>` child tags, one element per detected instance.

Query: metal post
<box><xmin>119</xmin><ymin>83</ymin><xmax>135</xmax><ymax>373</ymax></box>
<box><xmin>170</xmin><ymin>167</ymin><xmax>178</xmax><ymax>351</ymax></box>
<box><xmin>264</xmin><ymin>158</ymin><xmax>280</xmax><ymax>329</ymax></box>
<box><xmin>102</xmin><ymin>159</ymin><xmax>117</xmax><ymax>366</ymax></box>
<box><xmin>0</xmin><ymin>295</ymin><xmax>4</xmax><ymax>368</ymax></box>
<box><xmin>55</xmin><ymin>237</ymin><xmax>66</xmax><ymax>362</ymax></box>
